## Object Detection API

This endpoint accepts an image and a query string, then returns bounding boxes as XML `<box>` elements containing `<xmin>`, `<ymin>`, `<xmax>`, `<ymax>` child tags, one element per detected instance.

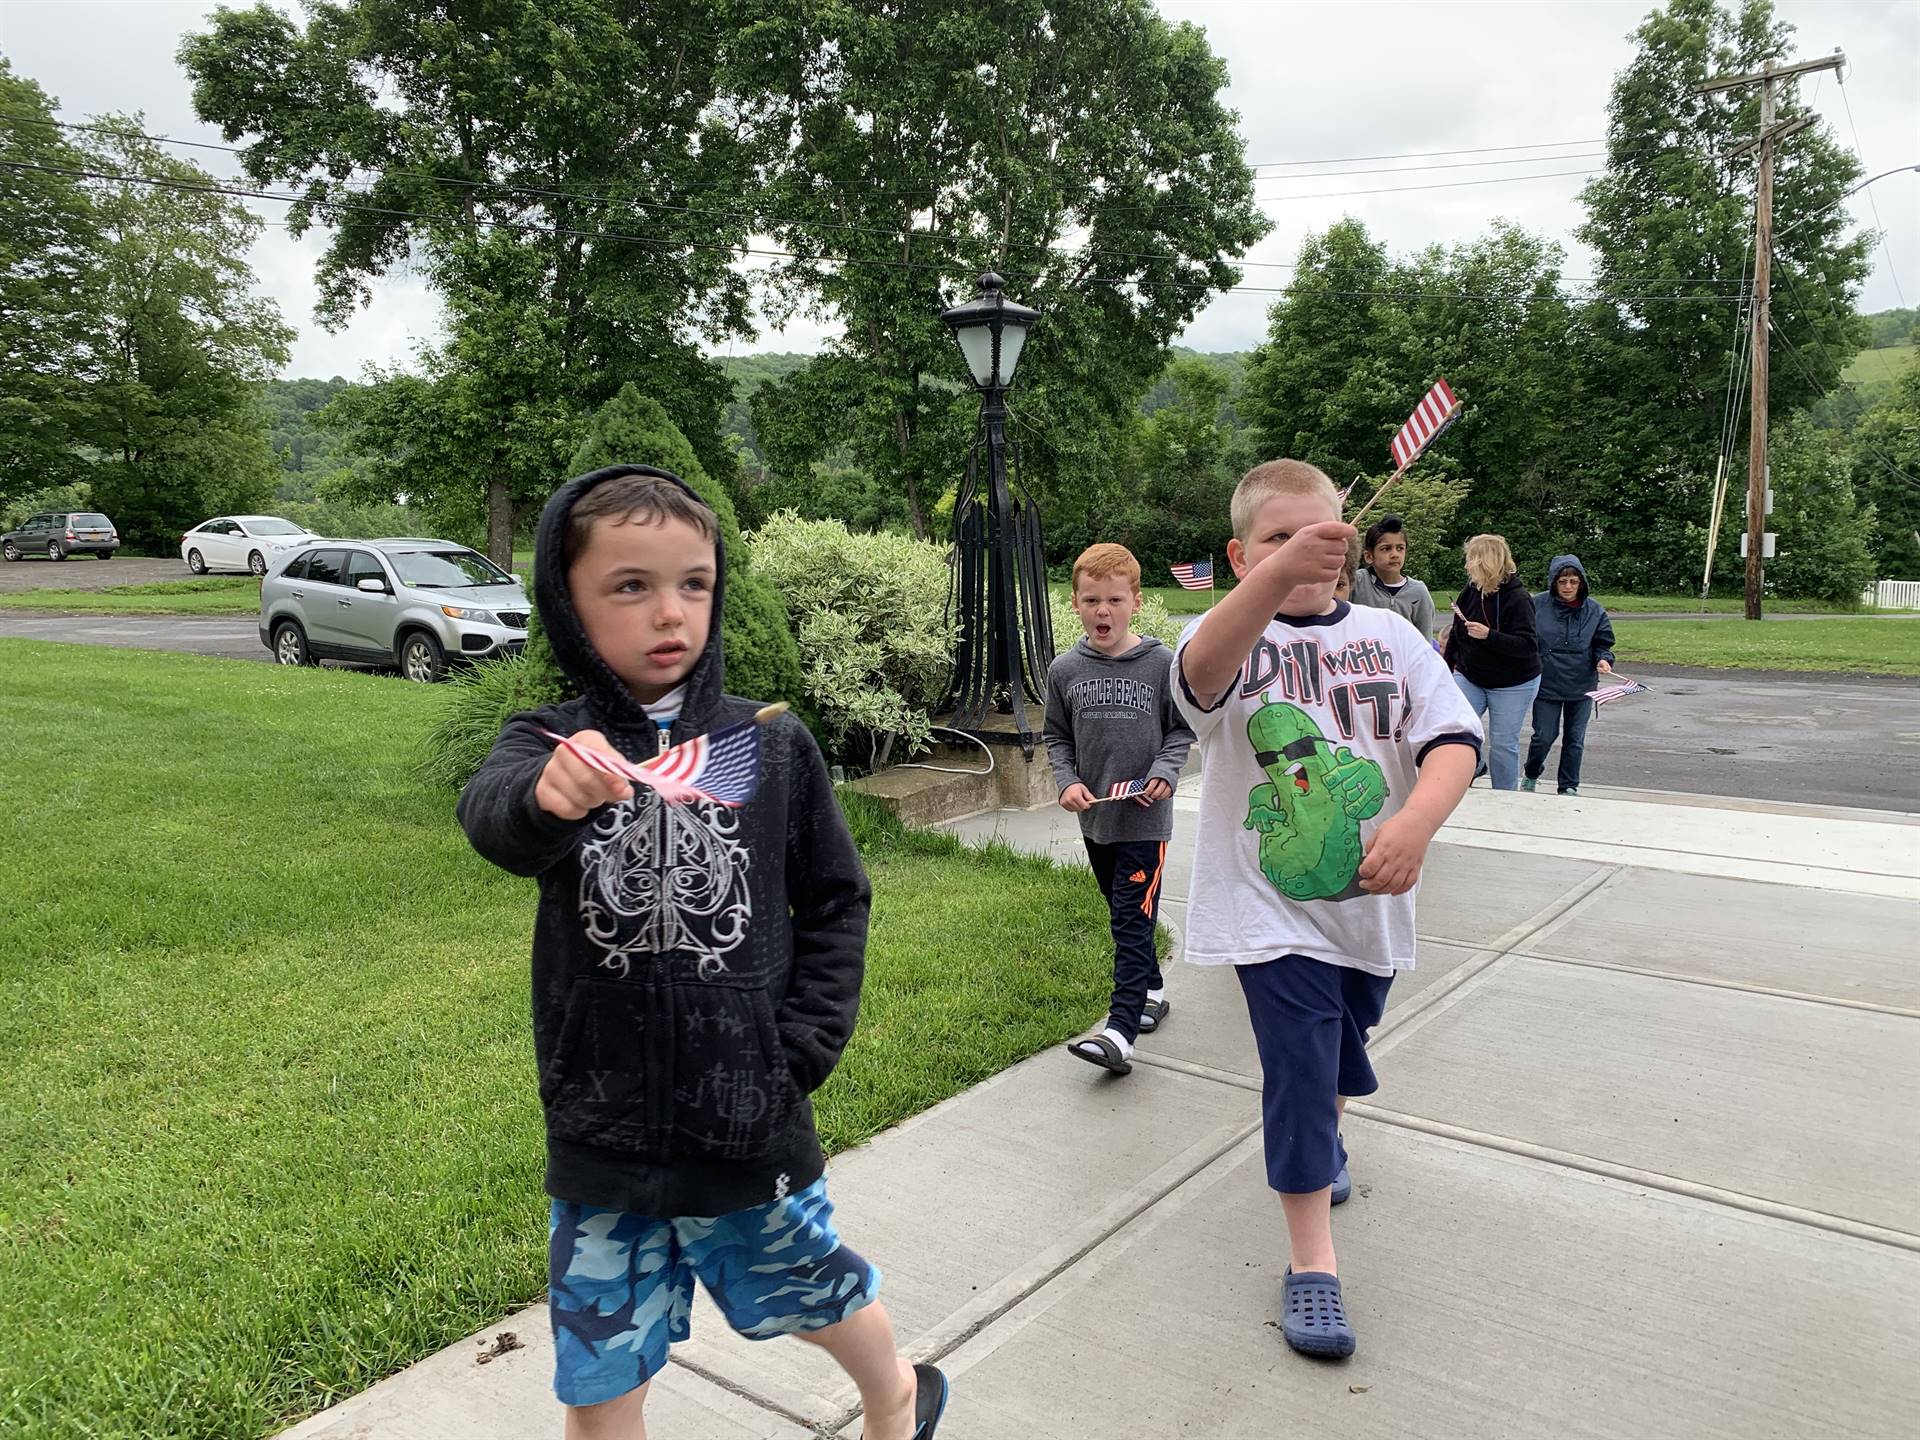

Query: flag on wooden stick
<box><xmin>1587</xmin><ymin>677</ymin><xmax>1650</xmax><ymax>708</ymax></box>
<box><xmin>1352</xmin><ymin>378</ymin><xmax>1463</xmax><ymax>524</ymax></box>
<box><xmin>539</xmin><ymin>704</ymin><xmax>786</xmax><ymax>808</ymax></box>
<box><xmin>1389</xmin><ymin>377</ymin><xmax>1461</xmax><ymax>471</ymax></box>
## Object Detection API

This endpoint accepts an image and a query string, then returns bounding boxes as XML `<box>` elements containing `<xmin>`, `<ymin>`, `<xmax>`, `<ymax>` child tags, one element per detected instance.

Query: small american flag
<box><xmin>1588</xmin><ymin>677</ymin><xmax>1649</xmax><ymax>708</ymax></box>
<box><xmin>1105</xmin><ymin>778</ymin><xmax>1151</xmax><ymax>800</ymax></box>
<box><xmin>1169</xmin><ymin>560</ymin><xmax>1213</xmax><ymax>591</ymax></box>
<box><xmin>539</xmin><ymin>704</ymin><xmax>784</xmax><ymax>808</ymax></box>
<box><xmin>1389</xmin><ymin>378</ymin><xmax>1460</xmax><ymax>472</ymax></box>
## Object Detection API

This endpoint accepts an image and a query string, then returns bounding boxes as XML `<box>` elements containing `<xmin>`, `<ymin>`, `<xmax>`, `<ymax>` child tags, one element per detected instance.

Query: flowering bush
<box><xmin>1048</xmin><ymin>586</ymin><xmax>1186</xmax><ymax>653</ymax></box>
<box><xmin>745</xmin><ymin>512</ymin><xmax>957</xmax><ymax>766</ymax></box>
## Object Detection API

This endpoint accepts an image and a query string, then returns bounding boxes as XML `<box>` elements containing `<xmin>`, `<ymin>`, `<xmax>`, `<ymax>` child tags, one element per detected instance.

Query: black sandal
<box><xmin>1067</xmin><ymin>1033</ymin><xmax>1132</xmax><ymax>1075</ymax></box>
<box><xmin>1137</xmin><ymin>997</ymin><xmax>1171</xmax><ymax>1033</ymax></box>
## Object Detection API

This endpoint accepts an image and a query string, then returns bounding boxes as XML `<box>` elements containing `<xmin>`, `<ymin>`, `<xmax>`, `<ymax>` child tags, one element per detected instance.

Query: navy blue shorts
<box><xmin>1235</xmin><ymin>954</ymin><xmax>1394</xmax><ymax>1195</ymax></box>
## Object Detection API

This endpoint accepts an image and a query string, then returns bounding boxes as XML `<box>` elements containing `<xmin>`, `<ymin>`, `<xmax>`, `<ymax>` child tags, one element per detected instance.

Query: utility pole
<box><xmin>1698</xmin><ymin>50</ymin><xmax>1844</xmax><ymax>620</ymax></box>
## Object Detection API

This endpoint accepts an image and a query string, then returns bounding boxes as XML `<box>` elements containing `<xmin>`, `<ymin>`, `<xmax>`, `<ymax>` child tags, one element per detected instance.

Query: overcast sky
<box><xmin>4</xmin><ymin>0</ymin><xmax>1915</xmax><ymax>377</ymax></box>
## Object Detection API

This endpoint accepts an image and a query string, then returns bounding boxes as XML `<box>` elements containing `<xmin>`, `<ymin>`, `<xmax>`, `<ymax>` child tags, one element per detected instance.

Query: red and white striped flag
<box><xmin>539</xmin><ymin>704</ymin><xmax>784</xmax><ymax>808</ymax></box>
<box><xmin>1587</xmin><ymin>677</ymin><xmax>1650</xmax><ymax>708</ymax></box>
<box><xmin>1389</xmin><ymin>378</ymin><xmax>1460</xmax><ymax>472</ymax></box>
<box><xmin>1169</xmin><ymin>560</ymin><xmax>1213</xmax><ymax>591</ymax></box>
<box><xmin>1104</xmin><ymin>777</ymin><xmax>1151</xmax><ymax>800</ymax></box>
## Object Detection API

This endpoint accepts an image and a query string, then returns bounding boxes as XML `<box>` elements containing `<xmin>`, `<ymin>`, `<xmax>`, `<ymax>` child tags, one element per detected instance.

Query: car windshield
<box><xmin>392</xmin><ymin>549</ymin><xmax>514</xmax><ymax>588</ymax></box>
<box><xmin>244</xmin><ymin>518</ymin><xmax>306</xmax><ymax>536</ymax></box>
<box><xmin>73</xmin><ymin>514</ymin><xmax>113</xmax><ymax>528</ymax></box>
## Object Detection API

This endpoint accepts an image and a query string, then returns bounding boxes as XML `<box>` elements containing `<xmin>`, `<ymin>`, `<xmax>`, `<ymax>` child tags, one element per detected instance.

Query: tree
<box><xmin>0</xmin><ymin>61</ymin><xmax>100</xmax><ymax>507</ymax></box>
<box><xmin>725</xmin><ymin>0</ymin><xmax>1268</xmax><ymax>539</ymax></box>
<box><xmin>1573</xmin><ymin>0</ymin><xmax>1872</xmax><ymax>590</ymax></box>
<box><xmin>181</xmin><ymin>0</ymin><xmax>759</xmax><ymax>565</ymax></box>
<box><xmin>83</xmin><ymin>124</ymin><xmax>291</xmax><ymax>550</ymax></box>
<box><xmin>1107</xmin><ymin>356</ymin><xmax>1237</xmax><ymax>574</ymax></box>
<box><xmin>1240</xmin><ymin>220</ymin><xmax>1401</xmax><ymax>486</ymax></box>
<box><xmin>1852</xmin><ymin>350</ymin><xmax>1920</xmax><ymax>578</ymax></box>
<box><xmin>1764</xmin><ymin>413</ymin><xmax>1876</xmax><ymax>602</ymax></box>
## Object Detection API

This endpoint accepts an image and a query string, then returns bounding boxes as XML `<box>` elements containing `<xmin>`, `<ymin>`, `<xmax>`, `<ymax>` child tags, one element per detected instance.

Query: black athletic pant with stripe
<box><xmin>1083</xmin><ymin>838</ymin><xmax>1167</xmax><ymax>1044</ymax></box>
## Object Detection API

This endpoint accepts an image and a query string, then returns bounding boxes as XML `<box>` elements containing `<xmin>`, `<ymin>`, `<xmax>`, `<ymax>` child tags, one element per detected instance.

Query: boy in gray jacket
<box><xmin>1350</xmin><ymin>514</ymin><xmax>1439</xmax><ymax>641</ymax></box>
<box><xmin>1044</xmin><ymin>543</ymin><xmax>1196</xmax><ymax>1075</ymax></box>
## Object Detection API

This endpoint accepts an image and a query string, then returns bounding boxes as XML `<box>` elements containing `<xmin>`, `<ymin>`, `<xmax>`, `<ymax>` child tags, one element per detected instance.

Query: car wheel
<box><xmin>273</xmin><ymin>620</ymin><xmax>316</xmax><ymax>667</ymax></box>
<box><xmin>248</xmin><ymin>549</ymin><xmax>268</xmax><ymax>576</ymax></box>
<box><xmin>1</xmin><ymin>542</ymin><xmax>18</xmax><ymax>562</ymax></box>
<box><xmin>400</xmin><ymin>630</ymin><xmax>447</xmax><ymax>683</ymax></box>
<box><xmin>47</xmin><ymin>541</ymin><xmax>65</xmax><ymax>561</ymax></box>
<box><xmin>187</xmin><ymin>548</ymin><xmax>207</xmax><ymax>575</ymax></box>
<box><xmin>97</xmin><ymin>549</ymin><xmax>113</xmax><ymax>560</ymax></box>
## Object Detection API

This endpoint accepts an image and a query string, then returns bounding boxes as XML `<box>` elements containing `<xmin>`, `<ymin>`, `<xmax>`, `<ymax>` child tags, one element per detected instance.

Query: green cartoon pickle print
<box><xmin>1243</xmin><ymin>702</ymin><xmax>1388</xmax><ymax>901</ymax></box>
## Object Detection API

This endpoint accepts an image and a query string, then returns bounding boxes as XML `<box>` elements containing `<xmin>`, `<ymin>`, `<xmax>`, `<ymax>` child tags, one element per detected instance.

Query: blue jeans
<box><xmin>1526</xmin><ymin>697</ymin><xmax>1594</xmax><ymax>792</ymax></box>
<box><xmin>1452</xmin><ymin>674</ymin><xmax>1541</xmax><ymax>790</ymax></box>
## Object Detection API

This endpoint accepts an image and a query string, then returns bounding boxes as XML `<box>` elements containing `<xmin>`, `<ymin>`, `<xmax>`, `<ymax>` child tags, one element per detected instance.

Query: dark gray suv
<box><xmin>259</xmin><ymin>537</ymin><xmax>531</xmax><ymax>681</ymax></box>
<box><xmin>2</xmin><ymin>511</ymin><xmax>121</xmax><ymax>561</ymax></box>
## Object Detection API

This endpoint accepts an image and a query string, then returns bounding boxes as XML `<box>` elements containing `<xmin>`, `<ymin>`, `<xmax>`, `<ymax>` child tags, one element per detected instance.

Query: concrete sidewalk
<box><xmin>284</xmin><ymin>784</ymin><xmax>1920</xmax><ymax>1439</ymax></box>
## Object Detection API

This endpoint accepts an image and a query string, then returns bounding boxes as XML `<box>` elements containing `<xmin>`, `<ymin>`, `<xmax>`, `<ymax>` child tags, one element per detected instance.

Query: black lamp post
<box><xmin>940</xmin><ymin>272</ymin><xmax>1055</xmax><ymax>755</ymax></box>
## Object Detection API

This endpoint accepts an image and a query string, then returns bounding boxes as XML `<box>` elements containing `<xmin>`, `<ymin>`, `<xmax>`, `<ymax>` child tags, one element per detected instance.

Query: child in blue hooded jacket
<box><xmin>1524</xmin><ymin>555</ymin><xmax>1615</xmax><ymax>795</ymax></box>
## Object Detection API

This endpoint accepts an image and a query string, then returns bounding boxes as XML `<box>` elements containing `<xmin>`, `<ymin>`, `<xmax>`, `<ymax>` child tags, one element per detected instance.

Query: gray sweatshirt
<box><xmin>1042</xmin><ymin>636</ymin><xmax>1196</xmax><ymax>843</ymax></box>
<box><xmin>1351</xmin><ymin>569</ymin><xmax>1438</xmax><ymax>640</ymax></box>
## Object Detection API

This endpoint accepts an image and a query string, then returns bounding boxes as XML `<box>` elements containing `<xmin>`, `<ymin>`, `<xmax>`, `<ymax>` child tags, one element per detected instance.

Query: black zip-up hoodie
<box><xmin>1442</xmin><ymin>572</ymin><xmax>1542</xmax><ymax>690</ymax></box>
<box><xmin>457</xmin><ymin>464</ymin><xmax>870</xmax><ymax>1216</ymax></box>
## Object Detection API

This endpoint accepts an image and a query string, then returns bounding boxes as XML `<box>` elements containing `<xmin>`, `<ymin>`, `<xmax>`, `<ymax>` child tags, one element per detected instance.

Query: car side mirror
<box><xmin>356</xmin><ymin>578</ymin><xmax>388</xmax><ymax>594</ymax></box>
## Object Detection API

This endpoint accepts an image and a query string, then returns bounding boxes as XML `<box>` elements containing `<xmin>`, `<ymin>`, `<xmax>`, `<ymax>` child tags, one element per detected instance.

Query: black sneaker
<box><xmin>912</xmin><ymin>1362</ymin><xmax>949</xmax><ymax>1438</ymax></box>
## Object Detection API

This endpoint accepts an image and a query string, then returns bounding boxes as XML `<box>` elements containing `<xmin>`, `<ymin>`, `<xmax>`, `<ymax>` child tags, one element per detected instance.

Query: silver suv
<box><xmin>259</xmin><ymin>538</ymin><xmax>531</xmax><ymax>681</ymax></box>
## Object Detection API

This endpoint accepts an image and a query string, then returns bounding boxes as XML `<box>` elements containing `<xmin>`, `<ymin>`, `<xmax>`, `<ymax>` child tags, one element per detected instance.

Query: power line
<box><xmin>1837</xmin><ymin>71</ymin><xmax>1908</xmax><ymax>307</ymax></box>
<box><xmin>1246</xmin><ymin>138</ymin><xmax>1601</xmax><ymax>169</ymax></box>
<box><xmin>2</xmin><ymin>110</ymin><xmax>1761</xmax><ymax>292</ymax></box>
<box><xmin>1252</xmin><ymin>151</ymin><xmax>1602</xmax><ymax>183</ymax></box>
<box><xmin>1253</xmin><ymin>166</ymin><xmax>1602</xmax><ymax>203</ymax></box>
<box><xmin>0</xmin><ymin>156</ymin><xmax>1760</xmax><ymax>309</ymax></box>
<box><xmin>1770</xmin><ymin>322</ymin><xmax>1920</xmax><ymax>490</ymax></box>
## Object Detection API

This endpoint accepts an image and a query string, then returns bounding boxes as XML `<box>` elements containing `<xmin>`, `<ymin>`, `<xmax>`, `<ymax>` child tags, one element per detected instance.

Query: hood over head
<box><xmin>532</xmin><ymin>464</ymin><xmax>727</xmax><ymax>737</ymax></box>
<box><xmin>1547</xmin><ymin>553</ymin><xmax>1589</xmax><ymax>606</ymax></box>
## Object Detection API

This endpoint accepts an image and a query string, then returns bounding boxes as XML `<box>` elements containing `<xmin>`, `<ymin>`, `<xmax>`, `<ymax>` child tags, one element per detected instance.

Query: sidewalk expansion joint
<box><xmin>1510</xmin><ymin>950</ymin><xmax>1920</xmax><ymax>1020</ymax></box>
<box><xmin>1345</xmin><ymin>1103</ymin><xmax>1920</xmax><ymax>1255</ymax></box>
<box><xmin>665</xmin><ymin>1354</ymin><xmax>841</xmax><ymax>1437</ymax></box>
<box><xmin>908</xmin><ymin>1116</ymin><xmax>1260</xmax><ymax>1368</ymax></box>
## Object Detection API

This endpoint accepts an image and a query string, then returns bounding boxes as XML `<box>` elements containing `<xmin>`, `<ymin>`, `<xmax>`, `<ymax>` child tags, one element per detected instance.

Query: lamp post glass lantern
<box><xmin>939</xmin><ymin>273</ymin><xmax>1055</xmax><ymax>753</ymax></box>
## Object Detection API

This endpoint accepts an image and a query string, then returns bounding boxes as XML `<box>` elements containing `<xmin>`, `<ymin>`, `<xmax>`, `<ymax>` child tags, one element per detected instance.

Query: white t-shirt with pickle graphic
<box><xmin>1172</xmin><ymin>601</ymin><xmax>1483</xmax><ymax>975</ymax></box>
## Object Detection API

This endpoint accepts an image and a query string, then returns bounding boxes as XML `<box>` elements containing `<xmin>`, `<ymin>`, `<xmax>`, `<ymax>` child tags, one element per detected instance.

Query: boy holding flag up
<box><xmin>1045</xmin><ymin>543</ymin><xmax>1196</xmax><ymax>1076</ymax></box>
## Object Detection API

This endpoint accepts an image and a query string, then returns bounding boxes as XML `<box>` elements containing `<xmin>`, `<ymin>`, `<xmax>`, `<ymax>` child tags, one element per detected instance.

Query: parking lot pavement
<box><xmin>0</xmin><ymin>613</ymin><xmax>267</xmax><ymax>662</ymax></box>
<box><xmin>0</xmin><ymin>555</ymin><xmax>187</xmax><ymax>592</ymax></box>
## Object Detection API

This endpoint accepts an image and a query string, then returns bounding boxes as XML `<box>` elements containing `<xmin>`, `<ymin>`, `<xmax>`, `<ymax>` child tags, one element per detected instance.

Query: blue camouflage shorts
<box><xmin>546</xmin><ymin>1178</ymin><xmax>881</xmax><ymax>1407</ymax></box>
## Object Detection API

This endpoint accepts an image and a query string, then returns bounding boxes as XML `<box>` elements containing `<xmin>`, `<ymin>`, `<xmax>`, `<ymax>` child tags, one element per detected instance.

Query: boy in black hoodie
<box><xmin>458</xmin><ymin>467</ymin><xmax>947</xmax><ymax>1440</ymax></box>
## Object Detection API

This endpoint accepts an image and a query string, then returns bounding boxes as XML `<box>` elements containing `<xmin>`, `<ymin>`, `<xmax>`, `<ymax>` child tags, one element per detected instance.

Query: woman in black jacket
<box><xmin>1442</xmin><ymin>534</ymin><xmax>1542</xmax><ymax>790</ymax></box>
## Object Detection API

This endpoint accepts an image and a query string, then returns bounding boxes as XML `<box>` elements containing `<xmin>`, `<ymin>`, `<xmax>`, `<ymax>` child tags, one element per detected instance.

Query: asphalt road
<box><xmin>5</xmin><ymin>613</ymin><xmax>1918</xmax><ymax>812</ymax></box>
<box><xmin>0</xmin><ymin>612</ymin><xmax>268</xmax><ymax>662</ymax></box>
<box><xmin>0</xmin><ymin>555</ymin><xmax>191</xmax><ymax>592</ymax></box>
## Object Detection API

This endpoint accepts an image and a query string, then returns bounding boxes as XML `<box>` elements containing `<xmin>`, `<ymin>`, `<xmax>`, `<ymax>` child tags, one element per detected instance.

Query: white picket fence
<box><xmin>1862</xmin><ymin>579</ymin><xmax>1920</xmax><ymax>610</ymax></box>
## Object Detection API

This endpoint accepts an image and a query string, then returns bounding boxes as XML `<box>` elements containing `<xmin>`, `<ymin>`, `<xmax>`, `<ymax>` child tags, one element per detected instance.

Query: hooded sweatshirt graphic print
<box><xmin>457</xmin><ymin>465</ymin><xmax>870</xmax><ymax>1217</ymax></box>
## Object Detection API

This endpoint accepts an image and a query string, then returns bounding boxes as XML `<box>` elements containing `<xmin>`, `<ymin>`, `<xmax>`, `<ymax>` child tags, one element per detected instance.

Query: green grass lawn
<box><xmin>1594</xmin><ymin>592</ymin><xmax>1855</xmax><ymax>615</ymax></box>
<box><xmin>1051</xmin><ymin>581</ymin><xmax>1221</xmax><ymax>615</ymax></box>
<box><xmin>1844</xmin><ymin>340</ymin><xmax>1915</xmax><ymax>387</ymax></box>
<box><xmin>0</xmin><ymin>577</ymin><xmax>262</xmax><ymax>615</ymax></box>
<box><xmin>1611</xmin><ymin>616</ymin><xmax>1920</xmax><ymax>675</ymax></box>
<box><xmin>0</xmin><ymin>643</ymin><xmax>1115</xmax><ymax>1440</ymax></box>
